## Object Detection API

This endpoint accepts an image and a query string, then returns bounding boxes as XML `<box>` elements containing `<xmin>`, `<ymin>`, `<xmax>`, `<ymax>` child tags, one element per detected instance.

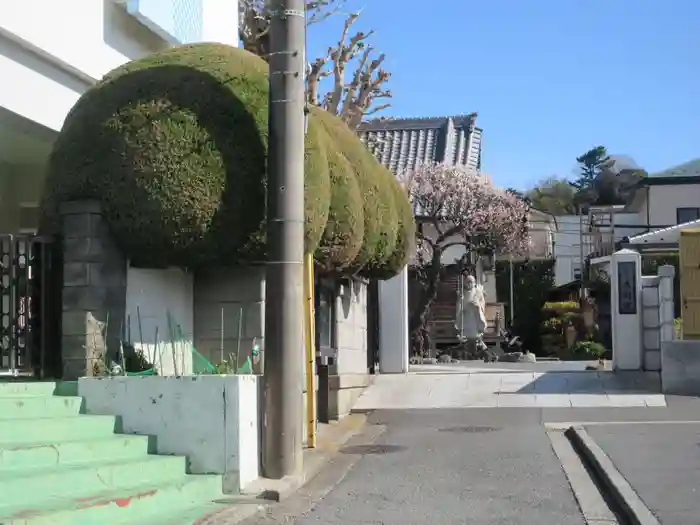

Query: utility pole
<box><xmin>262</xmin><ymin>0</ymin><xmax>306</xmax><ymax>479</ymax></box>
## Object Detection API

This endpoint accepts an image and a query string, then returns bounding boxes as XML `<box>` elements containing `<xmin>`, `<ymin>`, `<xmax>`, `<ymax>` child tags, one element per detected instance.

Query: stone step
<box><xmin>0</xmin><ymin>434</ymin><xmax>151</xmax><ymax>471</ymax></box>
<box><xmin>0</xmin><ymin>395</ymin><xmax>83</xmax><ymax>419</ymax></box>
<box><xmin>129</xmin><ymin>502</ymin><xmax>241</xmax><ymax>525</ymax></box>
<box><xmin>0</xmin><ymin>415</ymin><xmax>117</xmax><ymax>444</ymax></box>
<box><xmin>0</xmin><ymin>381</ymin><xmax>59</xmax><ymax>397</ymax></box>
<box><xmin>0</xmin><ymin>455</ymin><xmax>188</xmax><ymax>511</ymax></box>
<box><xmin>0</xmin><ymin>475</ymin><xmax>224</xmax><ymax>525</ymax></box>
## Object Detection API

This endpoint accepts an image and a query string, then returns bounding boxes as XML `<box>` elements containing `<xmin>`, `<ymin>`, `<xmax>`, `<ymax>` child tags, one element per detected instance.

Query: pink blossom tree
<box><xmin>404</xmin><ymin>163</ymin><xmax>530</xmax><ymax>355</ymax></box>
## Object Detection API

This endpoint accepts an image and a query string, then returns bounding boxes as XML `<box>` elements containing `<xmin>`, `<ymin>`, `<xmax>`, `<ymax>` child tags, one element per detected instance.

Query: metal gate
<box><xmin>0</xmin><ymin>234</ymin><xmax>61</xmax><ymax>377</ymax></box>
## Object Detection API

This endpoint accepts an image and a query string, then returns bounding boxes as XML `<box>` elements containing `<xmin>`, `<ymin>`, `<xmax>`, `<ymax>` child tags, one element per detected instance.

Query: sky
<box><xmin>307</xmin><ymin>0</ymin><xmax>700</xmax><ymax>191</ymax></box>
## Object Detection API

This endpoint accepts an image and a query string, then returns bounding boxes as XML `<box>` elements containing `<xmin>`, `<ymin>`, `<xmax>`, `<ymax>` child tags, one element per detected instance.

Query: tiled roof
<box><xmin>357</xmin><ymin>113</ymin><xmax>482</xmax><ymax>174</ymax></box>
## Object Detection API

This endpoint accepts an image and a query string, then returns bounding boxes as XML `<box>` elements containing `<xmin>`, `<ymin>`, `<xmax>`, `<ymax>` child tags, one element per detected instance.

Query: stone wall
<box><xmin>641</xmin><ymin>265</ymin><xmax>675</xmax><ymax>371</ymax></box>
<box><xmin>329</xmin><ymin>278</ymin><xmax>371</xmax><ymax>419</ymax></box>
<box><xmin>60</xmin><ymin>201</ymin><xmax>126</xmax><ymax>379</ymax></box>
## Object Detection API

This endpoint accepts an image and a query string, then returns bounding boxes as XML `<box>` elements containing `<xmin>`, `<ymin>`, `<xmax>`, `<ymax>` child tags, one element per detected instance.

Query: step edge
<box><xmin>0</xmin><ymin>474</ymin><xmax>224</xmax><ymax>520</ymax></box>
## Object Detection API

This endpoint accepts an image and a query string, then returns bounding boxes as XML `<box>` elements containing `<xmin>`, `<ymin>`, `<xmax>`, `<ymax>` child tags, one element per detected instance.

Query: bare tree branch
<box><xmin>239</xmin><ymin>1</ymin><xmax>393</xmax><ymax>129</ymax></box>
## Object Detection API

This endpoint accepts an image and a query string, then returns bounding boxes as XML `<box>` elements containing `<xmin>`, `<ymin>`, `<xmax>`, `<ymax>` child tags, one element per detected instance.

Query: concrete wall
<box><xmin>661</xmin><ymin>340</ymin><xmax>700</xmax><ymax>396</ymax></box>
<box><xmin>641</xmin><ymin>276</ymin><xmax>661</xmax><ymax>371</ymax></box>
<box><xmin>0</xmin><ymin>0</ymin><xmax>239</xmax><ymax>131</ymax></box>
<box><xmin>378</xmin><ymin>267</ymin><xmax>409</xmax><ymax>373</ymax></box>
<box><xmin>125</xmin><ymin>266</ymin><xmax>194</xmax><ymax>375</ymax></box>
<box><xmin>328</xmin><ymin>278</ymin><xmax>371</xmax><ymax>418</ymax></box>
<box><xmin>193</xmin><ymin>267</ymin><xmax>265</xmax><ymax>369</ymax></box>
<box><xmin>78</xmin><ymin>374</ymin><xmax>259</xmax><ymax>493</ymax></box>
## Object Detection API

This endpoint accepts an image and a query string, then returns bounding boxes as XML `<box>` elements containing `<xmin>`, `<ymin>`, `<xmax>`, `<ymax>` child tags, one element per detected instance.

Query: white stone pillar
<box><xmin>658</xmin><ymin>265</ymin><xmax>676</xmax><ymax>343</ymax></box>
<box><xmin>378</xmin><ymin>266</ymin><xmax>409</xmax><ymax>373</ymax></box>
<box><xmin>610</xmin><ymin>249</ymin><xmax>643</xmax><ymax>370</ymax></box>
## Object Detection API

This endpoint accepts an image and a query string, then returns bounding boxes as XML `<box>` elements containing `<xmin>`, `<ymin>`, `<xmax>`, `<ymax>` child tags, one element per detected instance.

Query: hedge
<box><xmin>312</xmin><ymin>108</ymin><xmax>400</xmax><ymax>273</ymax></box>
<box><xmin>41</xmin><ymin>43</ymin><xmax>412</xmax><ymax>278</ymax></box>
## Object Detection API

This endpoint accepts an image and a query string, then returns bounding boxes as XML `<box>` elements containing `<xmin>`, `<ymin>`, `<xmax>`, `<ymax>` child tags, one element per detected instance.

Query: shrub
<box><xmin>569</xmin><ymin>340</ymin><xmax>605</xmax><ymax>360</ymax></box>
<box><xmin>313</xmin><ymin>108</ymin><xmax>400</xmax><ymax>272</ymax></box>
<box><xmin>313</xmin><ymin>119</ymin><xmax>365</xmax><ymax>271</ymax></box>
<box><xmin>543</xmin><ymin>301</ymin><xmax>579</xmax><ymax>313</ymax></box>
<box><xmin>362</xmin><ymin>181</ymin><xmax>415</xmax><ymax>279</ymax></box>
<box><xmin>43</xmin><ymin>43</ymin><xmax>410</xmax><ymax>278</ymax></box>
<box><xmin>42</xmin><ymin>43</ymin><xmax>333</xmax><ymax>267</ymax></box>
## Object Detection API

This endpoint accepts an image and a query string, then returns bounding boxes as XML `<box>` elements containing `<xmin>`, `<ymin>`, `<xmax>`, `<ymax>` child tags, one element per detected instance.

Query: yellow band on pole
<box><xmin>303</xmin><ymin>253</ymin><xmax>317</xmax><ymax>448</ymax></box>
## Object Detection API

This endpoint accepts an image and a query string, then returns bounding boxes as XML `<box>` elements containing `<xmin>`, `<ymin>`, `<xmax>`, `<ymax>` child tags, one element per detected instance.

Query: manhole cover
<box><xmin>339</xmin><ymin>444</ymin><xmax>405</xmax><ymax>455</ymax></box>
<box><xmin>438</xmin><ymin>426</ymin><xmax>500</xmax><ymax>433</ymax></box>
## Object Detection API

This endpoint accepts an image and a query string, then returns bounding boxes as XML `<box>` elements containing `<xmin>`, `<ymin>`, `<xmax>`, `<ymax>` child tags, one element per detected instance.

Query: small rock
<box><xmin>438</xmin><ymin>354</ymin><xmax>452</xmax><ymax>363</ymax></box>
<box><xmin>423</xmin><ymin>357</ymin><xmax>438</xmax><ymax>365</ymax></box>
<box><xmin>518</xmin><ymin>351</ymin><xmax>536</xmax><ymax>363</ymax></box>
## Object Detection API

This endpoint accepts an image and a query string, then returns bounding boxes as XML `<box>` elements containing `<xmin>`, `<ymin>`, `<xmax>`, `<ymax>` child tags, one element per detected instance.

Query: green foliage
<box><xmin>313</xmin><ymin>116</ymin><xmax>365</xmax><ymax>271</ymax></box>
<box><xmin>495</xmin><ymin>259</ymin><xmax>555</xmax><ymax>354</ymax></box>
<box><xmin>314</xmin><ymin>108</ymin><xmax>400</xmax><ymax>273</ymax></box>
<box><xmin>569</xmin><ymin>340</ymin><xmax>605</xmax><ymax>360</ymax></box>
<box><xmin>41</xmin><ymin>43</ymin><xmax>412</xmax><ymax>279</ymax></box>
<box><xmin>573</xmin><ymin>146</ymin><xmax>610</xmax><ymax>190</ymax></box>
<box><xmin>525</xmin><ymin>177</ymin><xmax>577</xmax><ymax>215</ymax></box>
<box><xmin>543</xmin><ymin>301</ymin><xmax>579</xmax><ymax>313</ymax></box>
<box><xmin>675</xmin><ymin>317</ymin><xmax>683</xmax><ymax>339</ymax></box>
<box><xmin>365</xmin><ymin>181</ymin><xmax>415</xmax><ymax>279</ymax></box>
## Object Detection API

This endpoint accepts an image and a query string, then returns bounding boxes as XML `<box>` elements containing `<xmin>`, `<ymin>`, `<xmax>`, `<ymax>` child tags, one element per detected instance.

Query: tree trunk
<box><xmin>409</xmin><ymin>251</ymin><xmax>442</xmax><ymax>355</ymax></box>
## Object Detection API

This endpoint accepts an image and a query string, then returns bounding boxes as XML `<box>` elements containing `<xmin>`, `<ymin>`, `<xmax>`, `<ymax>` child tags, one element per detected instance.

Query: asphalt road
<box><xmin>294</xmin><ymin>410</ymin><xmax>586</xmax><ymax>525</ymax></box>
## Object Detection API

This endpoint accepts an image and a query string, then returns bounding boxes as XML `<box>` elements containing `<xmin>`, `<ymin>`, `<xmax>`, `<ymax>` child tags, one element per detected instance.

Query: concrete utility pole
<box><xmin>262</xmin><ymin>0</ymin><xmax>306</xmax><ymax>479</ymax></box>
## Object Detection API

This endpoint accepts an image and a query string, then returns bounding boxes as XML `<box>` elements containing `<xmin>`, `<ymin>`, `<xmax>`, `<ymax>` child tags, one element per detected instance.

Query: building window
<box><xmin>676</xmin><ymin>207</ymin><xmax>700</xmax><ymax>225</ymax></box>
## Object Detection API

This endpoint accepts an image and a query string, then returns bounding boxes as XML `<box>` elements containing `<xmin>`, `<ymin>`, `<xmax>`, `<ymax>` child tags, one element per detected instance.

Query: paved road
<box><xmin>294</xmin><ymin>410</ymin><xmax>587</xmax><ymax>525</ymax></box>
<box><xmin>587</xmin><ymin>422</ymin><xmax>700</xmax><ymax>525</ymax></box>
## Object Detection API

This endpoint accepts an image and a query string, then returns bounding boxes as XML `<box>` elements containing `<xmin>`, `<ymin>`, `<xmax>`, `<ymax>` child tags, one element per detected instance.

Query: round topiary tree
<box><xmin>312</xmin><ymin>108</ymin><xmax>400</xmax><ymax>273</ymax></box>
<box><xmin>363</xmin><ymin>181</ymin><xmax>415</xmax><ymax>279</ymax></box>
<box><xmin>42</xmin><ymin>43</ymin><xmax>331</xmax><ymax>267</ymax></box>
<box><xmin>312</xmin><ymin>110</ymin><xmax>365</xmax><ymax>271</ymax></box>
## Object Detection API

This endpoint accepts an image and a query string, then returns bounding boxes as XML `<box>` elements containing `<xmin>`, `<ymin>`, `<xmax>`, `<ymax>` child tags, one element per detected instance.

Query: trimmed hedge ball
<box><xmin>42</xmin><ymin>43</ymin><xmax>330</xmax><ymax>267</ymax></box>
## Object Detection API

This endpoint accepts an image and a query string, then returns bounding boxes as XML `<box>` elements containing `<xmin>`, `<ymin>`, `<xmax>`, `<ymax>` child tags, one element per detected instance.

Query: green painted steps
<box><xmin>0</xmin><ymin>475</ymin><xmax>225</xmax><ymax>525</ymax></box>
<box><xmin>0</xmin><ymin>381</ymin><xmax>228</xmax><ymax>524</ymax></box>
<box><xmin>0</xmin><ymin>394</ymin><xmax>83</xmax><ymax>418</ymax></box>
<box><xmin>0</xmin><ymin>434</ymin><xmax>152</xmax><ymax>471</ymax></box>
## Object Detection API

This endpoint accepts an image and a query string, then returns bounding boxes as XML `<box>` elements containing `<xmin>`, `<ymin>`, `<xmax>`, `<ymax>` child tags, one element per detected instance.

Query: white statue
<box><xmin>456</xmin><ymin>275</ymin><xmax>487</xmax><ymax>341</ymax></box>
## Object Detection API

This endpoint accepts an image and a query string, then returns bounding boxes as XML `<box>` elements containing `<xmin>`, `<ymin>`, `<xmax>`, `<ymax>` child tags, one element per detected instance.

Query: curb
<box><xmin>565</xmin><ymin>426</ymin><xmax>661</xmax><ymax>525</ymax></box>
<box><xmin>240</xmin><ymin>413</ymin><xmax>370</xmax><ymax>502</ymax></box>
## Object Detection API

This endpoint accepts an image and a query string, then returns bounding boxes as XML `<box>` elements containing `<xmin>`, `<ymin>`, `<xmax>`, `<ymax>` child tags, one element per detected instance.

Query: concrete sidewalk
<box><xmin>354</xmin><ymin>368</ymin><xmax>665</xmax><ymax>410</ymax></box>
<box><xmin>567</xmin><ymin>420</ymin><xmax>700</xmax><ymax>525</ymax></box>
<box><xmin>579</xmin><ymin>422</ymin><xmax>700</xmax><ymax>525</ymax></box>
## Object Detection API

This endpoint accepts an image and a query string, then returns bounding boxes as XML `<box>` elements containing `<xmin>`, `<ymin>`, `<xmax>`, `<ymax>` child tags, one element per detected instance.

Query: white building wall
<box><xmin>647</xmin><ymin>184</ymin><xmax>700</xmax><ymax>226</ymax></box>
<box><xmin>0</xmin><ymin>0</ymin><xmax>238</xmax><ymax>132</ymax></box>
<box><xmin>553</xmin><ymin>212</ymin><xmax>641</xmax><ymax>286</ymax></box>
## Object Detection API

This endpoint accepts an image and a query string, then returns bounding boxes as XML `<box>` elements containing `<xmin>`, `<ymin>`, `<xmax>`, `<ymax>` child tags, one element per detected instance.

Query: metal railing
<box><xmin>0</xmin><ymin>234</ymin><xmax>61</xmax><ymax>378</ymax></box>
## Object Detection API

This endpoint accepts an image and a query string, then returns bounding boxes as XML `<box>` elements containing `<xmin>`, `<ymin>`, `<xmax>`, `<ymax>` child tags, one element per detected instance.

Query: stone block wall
<box><xmin>640</xmin><ymin>265</ymin><xmax>675</xmax><ymax>372</ymax></box>
<box><xmin>328</xmin><ymin>278</ymin><xmax>371</xmax><ymax>419</ymax></box>
<box><xmin>60</xmin><ymin>201</ymin><xmax>126</xmax><ymax>379</ymax></box>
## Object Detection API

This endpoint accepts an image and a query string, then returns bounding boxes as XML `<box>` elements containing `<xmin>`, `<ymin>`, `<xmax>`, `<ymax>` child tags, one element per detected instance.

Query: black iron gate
<box><xmin>0</xmin><ymin>234</ymin><xmax>61</xmax><ymax>378</ymax></box>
